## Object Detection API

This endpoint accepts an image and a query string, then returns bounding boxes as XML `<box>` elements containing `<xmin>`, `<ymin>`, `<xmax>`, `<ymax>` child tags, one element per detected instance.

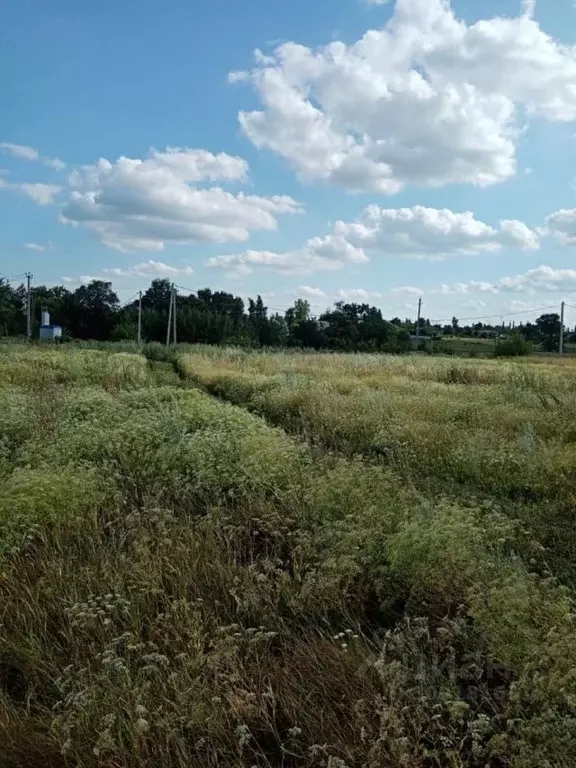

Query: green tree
<box><xmin>286</xmin><ymin>299</ymin><xmax>311</xmax><ymax>329</ymax></box>
<box><xmin>320</xmin><ymin>302</ymin><xmax>397</xmax><ymax>351</ymax></box>
<box><xmin>536</xmin><ymin>313</ymin><xmax>561</xmax><ymax>352</ymax></box>
<box><xmin>142</xmin><ymin>279</ymin><xmax>173</xmax><ymax>311</ymax></box>
<box><xmin>0</xmin><ymin>278</ymin><xmax>19</xmax><ymax>336</ymax></box>
<box><xmin>268</xmin><ymin>314</ymin><xmax>289</xmax><ymax>346</ymax></box>
<box><xmin>519</xmin><ymin>321</ymin><xmax>541</xmax><ymax>343</ymax></box>
<box><xmin>248</xmin><ymin>295</ymin><xmax>269</xmax><ymax>345</ymax></box>
<box><xmin>72</xmin><ymin>281</ymin><xmax>120</xmax><ymax>340</ymax></box>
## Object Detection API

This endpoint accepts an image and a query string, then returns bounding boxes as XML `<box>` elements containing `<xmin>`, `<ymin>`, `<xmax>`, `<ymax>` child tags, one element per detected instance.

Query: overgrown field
<box><xmin>1</xmin><ymin>345</ymin><xmax>576</xmax><ymax>767</ymax></box>
<box><xmin>179</xmin><ymin>349</ymin><xmax>576</xmax><ymax>580</ymax></box>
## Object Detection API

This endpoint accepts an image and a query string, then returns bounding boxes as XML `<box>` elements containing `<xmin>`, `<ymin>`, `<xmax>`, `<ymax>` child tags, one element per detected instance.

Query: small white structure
<box><xmin>39</xmin><ymin>310</ymin><xmax>62</xmax><ymax>342</ymax></box>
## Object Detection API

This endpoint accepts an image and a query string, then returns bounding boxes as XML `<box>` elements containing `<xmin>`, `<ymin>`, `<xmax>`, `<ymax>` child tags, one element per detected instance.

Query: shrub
<box><xmin>494</xmin><ymin>333</ymin><xmax>533</xmax><ymax>358</ymax></box>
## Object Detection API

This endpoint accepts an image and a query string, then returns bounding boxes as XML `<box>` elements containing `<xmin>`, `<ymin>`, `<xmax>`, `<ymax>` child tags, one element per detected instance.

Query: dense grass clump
<box><xmin>1</xmin><ymin>344</ymin><xmax>576</xmax><ymax>767</ymax></box>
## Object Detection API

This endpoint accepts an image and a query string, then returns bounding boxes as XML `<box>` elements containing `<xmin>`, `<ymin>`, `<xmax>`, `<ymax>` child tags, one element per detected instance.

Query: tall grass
<box><xmin>1</xmin><ymin>345</ymin><xmax>576</xmax><ymax>766</ymax></box>
<box><xmin>178</xmin><ymin>351</ymin><xmax>576</xmax><ymax>577</ymax></box>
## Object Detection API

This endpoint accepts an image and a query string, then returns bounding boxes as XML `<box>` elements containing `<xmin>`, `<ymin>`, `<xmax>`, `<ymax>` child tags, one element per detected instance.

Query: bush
<box><xmin>494</xmin><ymin>334</ymin><xmax>533</xmax><ymax>358</ymax></box>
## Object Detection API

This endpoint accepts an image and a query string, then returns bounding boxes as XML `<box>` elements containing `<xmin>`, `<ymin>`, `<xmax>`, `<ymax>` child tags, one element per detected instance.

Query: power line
<box><xmin>429</xmin><ymin>304</ymin><xmax>559</xmax><ymax>325</ymax></box>
<box><xmin>0</xmin><ymin>273</ymin><xmax>27</xmax><ymax>283</ymax></box>
<box><xmin>118</xmin><ymin>292</ymin><xmax>140</xmax><ymax>309</ymax></box>
<box><xmin>123</xmin><ymin>285</ymin><xmax>564</xmax><ymax>326</ymax></box>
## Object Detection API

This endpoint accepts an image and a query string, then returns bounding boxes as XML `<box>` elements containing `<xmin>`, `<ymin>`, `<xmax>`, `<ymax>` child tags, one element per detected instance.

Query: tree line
<box><xmin>0</xmin><ymin>278</ymin><xmax>413</xmax><ymax>352</ymax></box>
<box><xmin>0</xmin><ymin>277</ymin><xmax>567</xmax><ymax>353</ymax></box>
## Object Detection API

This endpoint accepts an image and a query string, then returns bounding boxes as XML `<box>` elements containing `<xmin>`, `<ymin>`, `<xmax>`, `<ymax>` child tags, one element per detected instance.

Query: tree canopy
<box><xmin>0</xmin><ymin>277</ymin><xmax>567</xmax><ymax>354</ymax></box>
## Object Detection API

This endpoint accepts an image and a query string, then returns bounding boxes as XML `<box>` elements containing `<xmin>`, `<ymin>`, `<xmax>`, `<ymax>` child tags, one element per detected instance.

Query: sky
<box><xmin>2</xmin><ymin>0</ymin><xmax>576</xmax><ymax>325</ymax></box>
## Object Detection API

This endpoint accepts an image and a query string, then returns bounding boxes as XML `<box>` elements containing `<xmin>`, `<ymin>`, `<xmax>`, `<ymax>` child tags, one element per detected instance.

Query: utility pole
<box><xmin>25</xmin><ymin>272</ymin><xmax>33</xmax><ymax>340</ymax></box>
<box><xmin>137</xmin><ymin>290</ymin><xmax>142</xmax><ymax>344</ymax></box>
<box><xmin>415</xmin><ymin>297</ymin><xmax>422</xmax><ymax>337</ymax></box>
<box><xmin>172</xmin><ymin>285</ymin><xmax>177</xmax><ymax>346</ymax></box>
<box><xmin>166</xmin><ymin>286</ymin><xmax>173</xmax><ymax>346</ymax></box>
<box><xmin>560</xmin><ymin>301</ymin><xmax>565</xmax><ymax>356</ymax></box>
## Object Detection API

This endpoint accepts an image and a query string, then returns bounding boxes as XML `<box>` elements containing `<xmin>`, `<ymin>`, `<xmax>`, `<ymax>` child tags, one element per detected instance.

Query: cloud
<box><xmin>0</xmin><ymin>142</ymin><xmax>65</xmax><ymax>170</ymax></box>
<box><xmin>546</xmin><ymin>208</ymin><xmax>576</xmax><ymax>245</ymax></box>
<box><xmin>499</xmin><ymin>265</ymin><xmax>576</xmax><ymax>293</ymax></box>
<box><xmin>336</xmin><ymin>288</ymin><xmax>382</xmax><ymax>300</ymax></box>
<box><xmin>19</xmin><ymin>183</ymin><xmax>62</xmax><ymax>206</ymax></box>
<box><xmin>335</xmin><ymin>205</ymin><xmax>540</xmax><ymax>259</ymax></box>
<box><xmin>521</xmin><ymin>0</ymin><xmax>536</xmax><ymax>18</ymax></box>
<box><xmin>0</xmin><ymin>178</ymin><xmax>63</xmax><ymax>206</ymax></box>
<box><xmin>434</xmin><ymin>280</ymin><xmax>499</xmax><ymax>295</ymax></box>
<box><xmin>60</xmin><ymin>148</ymin><xmax>302</xmax><ymax>251</ymax></box>
<box><xmin>62</xmin><ymin>275</ymin><xmax>99</xmax><ymax>285</ymax></box>
<box><xmin>24</xmin><ymin>241</ymin><xmax>56</xmax><ymax>252</ymax></box>
<box><xmin>103</xmin><ymin>260</ymin><xmax>194</xmax><ymax>278</ymax></box>
<box><xmin>205</xmin><ymin>233</ymin><xmax>368</xmax><ymax>276</ymax></box>
<box><xmin>438</xmin><ymin>266</ymin><xmax>576</xmax><ymax>296</ymax></box>
<box><xmin>232</xmin><ymin>0</ymin><xmax>576</xmax><ymax>193</ymax></box>
<box><xmin>499</xmin><ymin>219</ymin><xmax>540</xmax><ymax>249</ymax></box>
<box><xmin>206</xmin><ymin>204</ymin><xmax>539</xmax><ymax>276</ymax></box>
<box><xmin>389</xmin><ymin>285</ymin><xmax>422</xmax><ymax>295</ymax></box>
<box><xmin>298</xmin><ymin>285</ymin><xmax>326</xmax><ymax>298</ymax></box>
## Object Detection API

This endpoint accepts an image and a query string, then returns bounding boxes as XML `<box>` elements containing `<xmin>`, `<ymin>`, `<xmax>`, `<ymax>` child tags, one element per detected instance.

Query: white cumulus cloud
<box><xmin>206</xmin><ymin>204</ymin><xmax>539</xmax><ymax>276</ymax></box>
<box><xmin>19</xmin><ymin>183</ymin><xmax>63</xmax><ymax>206</ymax></box>
<box><xmin>205</xmin><ymin>232</ymin><xmax>368</xmax><ymax>276</ymax></box>
<box><xmin>60</xmin><ymin>147</ymin><xmax>302</xmax><ymax>252</ymax></box>
<box><xmin>499</xmin><ymin>265</ymin><xmax>576</xmax><ymax>293</ymax></box>
<box><xmin>103</xmin><ymin>260</ymin><xmax>194</xmax><ymax>278</ymax></box>
<box><xmin>0</xmin><ymin>178</ymin><xmax>63</xmax><ymax>206</ymax></box>
<box><xmin>298</xmin><ymin>285</ymin><xmax>326</xmax><ymax>298</ymax></box>
<box><xmin>437</xmin><ymin>266</ymin><xmax>576</xmax><ymax>296</ymax></box>
<box><xmin>546</xmin><ymin>208</ymin><xmax>576</xmax><ymax>245</ymax></box>
<box><xmin>389</xmin><ymin>285</ymin><xmax>423</xmax><ymax>295</ymax></box>
<box><xmin>232</xmin><ymin>0</ymin><xmax>576</xmax><ymax>193</ymax></box>
<box><xmin>336</xmin><ymin>288</ymin><xmax>383</xmax><ymax>300</ymax></box>
<box><xmin>335</xmin><ymin>205</ymin><xmax>540</xmax><ymax>259</ymax></box>
<box><xmin>0</xmin><ymin>142</ymin><xmax>65</xmax><ymax>170</ymax></box>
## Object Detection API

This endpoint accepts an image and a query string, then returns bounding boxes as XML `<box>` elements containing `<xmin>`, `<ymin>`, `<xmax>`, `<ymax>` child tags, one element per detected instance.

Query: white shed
<box><xmin>39</xmin><ymin>325</ymin><xmax>62</xmax><ymax>341</ymax></box>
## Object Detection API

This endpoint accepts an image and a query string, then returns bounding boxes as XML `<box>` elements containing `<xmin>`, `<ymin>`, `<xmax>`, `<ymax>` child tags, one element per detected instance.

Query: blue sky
<box><xmin>2</xmin><ymin>0</ymin><xmax>576</xmax><ymax>324</ymax></box>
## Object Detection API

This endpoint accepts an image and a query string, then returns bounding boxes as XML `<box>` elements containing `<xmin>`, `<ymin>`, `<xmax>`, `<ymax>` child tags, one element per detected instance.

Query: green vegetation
<box><xmin>2</xmin><ymin>276</ymin><xmax>573</xmax><ymax>356</ymax></box>
<box><xmin>1</xmin><ymin>344</ymin><xmax>576</xmax><ymax>767</ymax></box>
<box><xmin>494</xmin><ymin>334</ymin><xmax>533</xmax><ymax>358</ymax></box>
<box><xmin>179</xmin><ymin>351</ymin><xmax>576</xmax><ymax>575</ymax></box>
